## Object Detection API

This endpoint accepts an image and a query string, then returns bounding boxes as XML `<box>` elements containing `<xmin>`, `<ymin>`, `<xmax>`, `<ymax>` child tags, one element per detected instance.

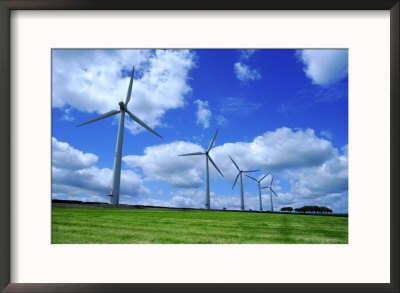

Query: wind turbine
<box><xmin>77</xmin><ymin>66</ymin><xmax>162</xmax><ymax>205</ymax></box>
<box><xmin>246</xmin><ymin>172</ymin><xmax>270</xmax><ymax>211</ymax></box>
<box><xmin>178</xmin><ymin>129</ymin><xmax>224</xmax><ymax>210</ymax></box>
<box><xmin>261</xmin><ymin>176</ymin><xmax>278</xmax><ymax>212</ymax></box>
<box><xmin>229</xmin><ymin>155</ymin><xmax>259</xmax><ymax>211</ymax></box>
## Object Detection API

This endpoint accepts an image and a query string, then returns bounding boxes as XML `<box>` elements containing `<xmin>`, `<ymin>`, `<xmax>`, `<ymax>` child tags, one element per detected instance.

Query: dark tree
<box><xmin>295</xmin><ymin>205</ymin><xmax>333</xmax><ymax>214</ymax></box>
<box><xmin>319</xmin><ymin>207</ymin><xmax>333</xmax><ymax>214</ymax></box>
<box><xmin>280</xmin><ymin>207</ymin><xmax>293</xmax><ymax>213</ymax></box>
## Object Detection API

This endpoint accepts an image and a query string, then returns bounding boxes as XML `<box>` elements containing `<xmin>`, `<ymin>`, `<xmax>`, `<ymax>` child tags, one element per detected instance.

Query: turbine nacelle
<box><xmin>119</xmin><ymin>101</ymin><xmax>127</xmax><ymax>111</ymax></box>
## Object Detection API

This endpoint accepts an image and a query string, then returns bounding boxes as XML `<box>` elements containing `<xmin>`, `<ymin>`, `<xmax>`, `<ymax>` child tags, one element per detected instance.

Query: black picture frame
<box><xmin>0</xmin><ymin>1</ymin><xmax>398</xmax><ymax>292</ymax></box>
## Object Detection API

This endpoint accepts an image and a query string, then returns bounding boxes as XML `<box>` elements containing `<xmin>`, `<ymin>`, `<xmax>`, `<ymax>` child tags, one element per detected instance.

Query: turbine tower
<box><xmin>261</xmin><ymin>176</ymin><xmax>278</xmax><ymax>212</ymax></box>
<box><xmin>229</xmin><ymin>155</ymin><xmax>259</xmax><ymax>211</ymax></box>
<box><xmin>246</xmin><ymin>172</ymin><xmax>270</xmax><ymax>211</ymax></box>
<box><xmin>178</xmin><ymin>129</ymin><xmax>224</xmax><ymax>210</ymax></box>
<box><xmin>77</xmin><ymin>66</ymin><xmax>162</xmax><ymax>205</ymax></box>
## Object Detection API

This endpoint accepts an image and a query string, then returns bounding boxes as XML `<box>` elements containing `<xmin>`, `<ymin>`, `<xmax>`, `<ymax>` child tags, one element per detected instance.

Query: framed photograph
<box><xmin>1</xmin><ymin>1</ymin><xmax>398</xmax><ymax>292</ymax></box>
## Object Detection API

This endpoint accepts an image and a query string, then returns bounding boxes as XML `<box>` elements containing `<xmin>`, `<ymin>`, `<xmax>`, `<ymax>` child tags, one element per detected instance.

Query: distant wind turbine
<box><xmin>261</xmin><ymin>176</ymin><xmax>278</xmax><ymax>212</ymax></box>
<box><xmin>77</xmin><ymin>66</ymin><xmax>162</xmax><ymax>205</ymax></box>
<box><xmin>178</xmin><ymin>129</ymin><xmax>224</xmax><ymax>209</ymax></box>
<box><xmin>246</xmin><ymin>172</ymin><xmax>270</xmax><ymax>211</ymax></box>
<box><xmin>229</xmin><ymin>155</ymin><xmax>259</xmax><ymax>211</ymax></box>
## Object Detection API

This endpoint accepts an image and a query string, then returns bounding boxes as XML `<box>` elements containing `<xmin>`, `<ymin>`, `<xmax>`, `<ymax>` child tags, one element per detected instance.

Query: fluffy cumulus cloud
<box><xmin>52</xmin><ymin>137</ymin><xmax>149</xmax><ymax>203</ymax></box>
<box><xmin>123</xmin><ymin>127</ymin><xmax>347</xmax><ymax>211</ymax></box>
<box><xmin>52</xmin><ymin>137</ymin><xmax>98</xmax><ymax>170</ymax></box>
<box><xmin>234</xmin><ymin>62</ymin><xmax>262</xmax><ymax>82</ymax></box>
<box><xmin>296</xmin><ymin>49</ymin><xmax>348</xmax><ymax>85</ymax></box>
<box><xmin>194</xmin><ymin>99</ymin><xmax>211</xmax><ymax>129</ymax></box>
<box><xmin>123</xmin><ymin>141</ymin><xmax>205</xmax><ymax>188</ymax></box>
<box><xmin>282</xmin><ymin>151</ymin><xmax>348</xmax><ymax>197</ymax></box>
<box><xmin>54</xmin><ymin>127</ymin><xmax>348</xmax><ymax>212</ymax></box>
<box><xmin>52</xmin><ymin>49</ymin><xmax>195</xmax><ymax>134</ymax></box>
<box><xmin>210</xmin><ymin>127</ymin><xmax>335</xmax><ymax>181</ymax></box>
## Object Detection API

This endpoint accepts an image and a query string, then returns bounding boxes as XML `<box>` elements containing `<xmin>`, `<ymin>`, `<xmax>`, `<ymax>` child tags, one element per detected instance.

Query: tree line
<box><xmin>280</xmin><ymin>206</ymin><xmax>333</xmax><ymax>214</ymax></box>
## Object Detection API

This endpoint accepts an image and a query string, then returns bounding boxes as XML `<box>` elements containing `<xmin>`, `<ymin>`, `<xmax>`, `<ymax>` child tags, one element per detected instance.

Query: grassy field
<box><xmin>52</xmin><ymin>207</ymin><xmax>348</xmax><ymax>244</ymax></box>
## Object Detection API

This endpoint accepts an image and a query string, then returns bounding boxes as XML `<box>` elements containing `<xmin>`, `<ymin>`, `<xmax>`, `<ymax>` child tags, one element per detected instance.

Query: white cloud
<box><xmin>267</xmin><ymin>145</ymin><xmax>348</xmax><ymax>213</ymax></box>
<box><xmin>123</xmin><ymin>141</ymin><xmax>205</xmax><ymax>188</ymax></box>
<box><xmin>194</xmin><ymin>99</ymin><xmax>211</xmax><ymax>129</ymax></box>
<box><xmin>234</xmin><ymin>62</ymin><xmax>262</xmax><ymax>81</ymax></box>
<box><xmin>123</xmin><ymin>127</ymin><xmax>345</xmax><ymax>197</ymax></box>
<box><xmin>282</xmin><ymin>147</ymin><xmax>348</xmax><ymax>197</ymax></box>
<box><xmin>53</xmin><ymin>128</ymin><xmax>347</xmax><ymax>212</ymax></box>
<box><xmin>52</xmin><ymin>137</ymin><xmax>98</xmax><ymax>170</ymax></box>
<box><xmin>239</xmin><ymin>49</ymin><xmax>256</xmax><ymax>60</ymax></box>
<box><xmin>296</xmin><ymin>49</ymin><xmax>348</xmax><ymax>85</ymax></box>
<box><xmin>52</xmin><ymin>49</ymin><xmax>196</xmax><ymax>134</ymax></box>
<box><xmin>269</xmin><ymin>191</ymin><xmax>348</xmax><ymax>214</ymax></box>
<box><xmin>61</xmin><ymin>107</ymin><xmax>75</xmax><ymax>121</ymax></box>
<box><xmin>52</xmin><ymin>137</ymin><xmax>149</xmax><ymax>203</ymax></box>
<box><xmin>211</xmin><ymin>127</ymin><xmax>335</xmax><ymax>181</ymax></box>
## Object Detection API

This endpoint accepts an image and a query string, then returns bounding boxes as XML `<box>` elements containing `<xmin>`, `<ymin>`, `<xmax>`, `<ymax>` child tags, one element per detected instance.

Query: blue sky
<box><xmin>52</xmin><ymin>49</ymin><xmax>348</xmax><ymax>213</ymax></box>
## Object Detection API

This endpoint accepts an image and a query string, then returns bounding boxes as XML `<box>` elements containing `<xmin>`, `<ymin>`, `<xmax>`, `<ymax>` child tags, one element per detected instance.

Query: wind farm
<box><xmin>52</xmin><ymin>49</ymin><xmax>349</xmax><ymax>244</ymax></box>
<box><xmin>73</xmin><ymin>65</ymin><xmax>289</xmax><ymax>213</ymax></box>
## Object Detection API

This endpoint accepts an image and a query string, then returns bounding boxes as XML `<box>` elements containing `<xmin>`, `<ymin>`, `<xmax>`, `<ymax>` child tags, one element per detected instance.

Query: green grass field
<box><xmin>52</xmin><ymin>207</ymin><xmax>348</xmax><ymax>244</ymax></box>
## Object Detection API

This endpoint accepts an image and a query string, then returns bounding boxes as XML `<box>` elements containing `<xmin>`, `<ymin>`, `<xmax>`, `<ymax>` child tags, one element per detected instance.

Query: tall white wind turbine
<box><xmin>229</xmin><ymin>156</ymin><xmax>259</xmax><ymax>211</ymax></box>
<box><xmin>261</xmin><ymin>176</ymin><xmax>279</xmax><ymax>212</ymax></box>
<box><xmin>77</xmin><ymin>66</ymin><xmax>162</xmax><ymax>205</ymax></box>
<box><xmin>178</xmin><ymin>129</ymin><xmax>224</xmax><ymax>210</ymax></box>
<box><xmin>246</xmin><ymin>172</ymin><xmax>270</xmax><ymax>211</ymax></box>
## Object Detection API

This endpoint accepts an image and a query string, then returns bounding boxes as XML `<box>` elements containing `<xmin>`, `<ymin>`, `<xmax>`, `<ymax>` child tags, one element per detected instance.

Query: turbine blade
<box><xmin>270</xmin><ymin>175</ymin><xmax>274</xmax><ymax>186</ymax></box>
<box><xmin>126</xmin><ymin>110</ymin><xmax>163</xmax><ymax>139</ymax></box>
<box><xmin>271</xmin><ymin>188</ymin><xmax>278</xmax><ymax>197</ymax></box>
<box><xmin>207</xmin><ymin>155</ymin><xmax>224</xmax><ymax>177</ymax></box>
<box><xmin>260</xmin><ymin>172</ymin><xmax>270</xmax><ymax>182</ymax></box>
<box><xmin>178</xmin><ymin>152</ymin><xmax>204</xmax><ymax>156</ymax></box>
<box><xmin>76</xmin><ymin>110</ymin><xmax>120</xmax><ymax>127</ymax></box>
<box><xmin>246</xmin><ymin>175</ymin><xmax>258</xmax><ymax>181</ymax></box>
<box><xmin>125</xmin><ymin>66</ymin><xmax>135</xmax><ymax>106</ymax></box>
<box><xmin>207</xmin><ymin>129</ymin><xmax>219</xmax><ymax>151</ymax></box>
<box><xmin>244</xmin><ymin>170</ymin><xmax>259</xmax><ymax>173</ymax></box>
<box><xmin>232</xmin><ymin>173</ymin><xmax>240</xmax><ymax>190</ymax></box>
<box><xmin>229</xmin><ymin>155</ymin><xmax>240</xmax><ymax>172</ymax></box>
<box><xmin>260</xmin><ymin>186</ymin><xmax>269</xmax><ymax>189</ymax></box>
